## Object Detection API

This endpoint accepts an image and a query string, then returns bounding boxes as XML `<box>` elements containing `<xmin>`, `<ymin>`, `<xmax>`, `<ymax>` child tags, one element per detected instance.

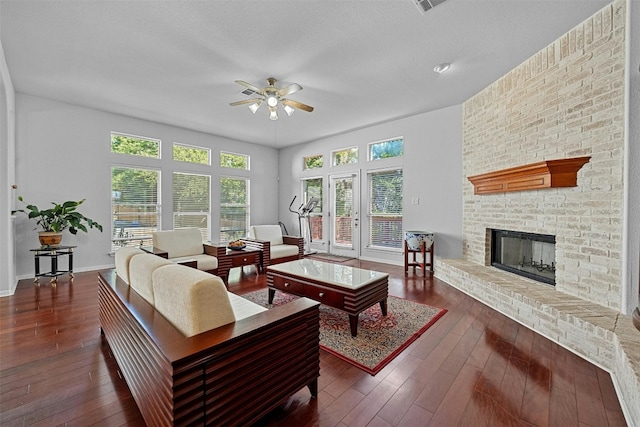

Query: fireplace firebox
<box><xmin>491</xmin><ymin>229</ymin><xmax>556</xmax><ymax>285</ymax></box>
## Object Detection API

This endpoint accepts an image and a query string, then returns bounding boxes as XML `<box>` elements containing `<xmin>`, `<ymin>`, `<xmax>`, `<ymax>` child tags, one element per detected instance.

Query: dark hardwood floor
<box><xmin>0</xmin><ymin>259</ymin><xmax>627</xmax><ymax>426</ymax></box>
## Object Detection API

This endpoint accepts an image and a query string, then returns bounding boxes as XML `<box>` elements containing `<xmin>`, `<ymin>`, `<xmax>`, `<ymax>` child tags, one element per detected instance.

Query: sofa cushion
<box><xmin>153</xmin><ymin>228</ymin><xmax>204</xmax><ymax>258</ymax></box>
<box><xmin>129</xmin><ymin>254</ymin><xmax>173</xmax><ymax>305</ymax></box>
<box><xmin>270</xmin><ymin>244</ymin><xmax>300</xmax><ymax>260</ymax></box>
<box><xmin>114</xmin><ymin>247</ymin><xmax>145</xmax><ymax>284</ymax></box>
<box><xmin>171</xmin><ymin>254</ymin><xmax>218</xmax><ymax>271</ymax></box>
<box><xmin>250</xmin><ymin>225</ymin><xmax>284</xmax><ymax>246</ymax></box>
<box><xmin>152</xmin><ymin>265</ymin><xmax>236</xmax><ymax>337</ymax></box>
<box><xmin>227</xmin><ymin>292</ymin><xmax>267</xmax><ymax>320</ymax></box>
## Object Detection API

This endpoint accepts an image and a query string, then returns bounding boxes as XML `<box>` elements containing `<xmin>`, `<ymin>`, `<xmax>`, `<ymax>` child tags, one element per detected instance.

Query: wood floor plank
<box><xmin>0</xmin><ymin>262</ymin><xmax>628</xmax><ymax>427</ymax></box>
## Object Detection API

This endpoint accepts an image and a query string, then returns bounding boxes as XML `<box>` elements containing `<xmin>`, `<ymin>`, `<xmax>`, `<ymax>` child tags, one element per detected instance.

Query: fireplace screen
<box><xmin>491</xmin><ymin>229</ymin><xmax>556</xmax><ymax>285</ymax></box>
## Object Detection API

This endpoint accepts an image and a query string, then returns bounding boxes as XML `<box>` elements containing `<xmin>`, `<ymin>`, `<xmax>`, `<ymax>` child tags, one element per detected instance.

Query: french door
<box><xmin>329</xmin><ymin>173</ymin><xmax>360</xmax><ymax>257</ymax></box>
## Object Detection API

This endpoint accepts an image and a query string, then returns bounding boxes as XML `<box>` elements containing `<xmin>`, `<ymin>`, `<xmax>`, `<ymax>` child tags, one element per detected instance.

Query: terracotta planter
<box><xmin>38</xmin><ymin>232</ymin><xmax>63</xmax><ymax>246</ymax></box>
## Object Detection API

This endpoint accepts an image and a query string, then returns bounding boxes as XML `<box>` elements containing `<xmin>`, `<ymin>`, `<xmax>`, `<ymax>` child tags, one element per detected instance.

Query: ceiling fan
<box><xmin>229</xmin><ymin>77</ymin><xmax>314</xmax><ymax>121</ymax></box>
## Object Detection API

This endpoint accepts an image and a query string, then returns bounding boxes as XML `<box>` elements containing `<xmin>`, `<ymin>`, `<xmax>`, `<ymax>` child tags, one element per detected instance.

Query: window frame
<box><xmin>303</xmin><ymin>154</ymin><xmax>324</xmax><ymax>170</ymax></box>
<box><xmin>367</xmin><ymin>167</ymin><xmax>403</xmax><ymax>251</ymax></box>
<box><xmin>172</xmin><ymin>142</ymin><xmax>211</xmax><ymax>165</ymax></box>
<box><xmin>172</xmin><ymin>171</ymin><xmax>211</xmax><ymax>241</ymax></box>
<box><xmin>331</xmin><ymin>147</ymin><xmax>359</xmax><ymax>167</ymax></box>
<box><xmin>368</xmin><ymin>137</ymin><xmax>404</xmax><ymax>161</ymax></box>
<box><xmin>219</xmin><ymin>175</ymin><xmax>250</xmax><ymax>242</ymax></box>
<box><xmin>110</xmin><ymin>132</ymin><xmax>161</xmax><ymax>159</ymax></box>
<box><xmin>220</xmin><ymin>151</ymin><xmax>250</xmax><ymax>170</ymax></box>
<box><xmin>110</xmin><ymin>165</ymin><xmax>161</xmax><ymax>252</ymax></box>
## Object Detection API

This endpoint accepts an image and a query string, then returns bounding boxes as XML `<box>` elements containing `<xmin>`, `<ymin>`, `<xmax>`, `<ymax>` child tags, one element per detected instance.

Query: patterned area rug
<box><xmin>240</xmin><ymin>290</ymin><xmax>447</xmax><ymax>375</ymax></box>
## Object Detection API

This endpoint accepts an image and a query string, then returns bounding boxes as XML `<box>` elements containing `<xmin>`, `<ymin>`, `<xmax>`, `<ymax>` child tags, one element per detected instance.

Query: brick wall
<box><xmin>462</xmin><ymin>0</ymin><xmax>626</xmax><ymax>309</ymax></box>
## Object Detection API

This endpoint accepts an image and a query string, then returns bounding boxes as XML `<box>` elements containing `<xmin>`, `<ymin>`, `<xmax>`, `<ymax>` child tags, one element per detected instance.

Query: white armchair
<box><xmin>245</xmin><ymin>225</ymin><xmax>303</xmax><ymax>268</ymax></box>
<box><xmin>150</xmin><ymin>227</ymin><xmax>226</xmax><ymax>275</ymax></box>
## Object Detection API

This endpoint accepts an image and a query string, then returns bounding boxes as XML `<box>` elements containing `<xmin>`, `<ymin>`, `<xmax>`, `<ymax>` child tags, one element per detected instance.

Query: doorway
<box><xmin>329</xmin><ymin>173</ymin><xmax>360</xmax><ymax>258</ymax></box>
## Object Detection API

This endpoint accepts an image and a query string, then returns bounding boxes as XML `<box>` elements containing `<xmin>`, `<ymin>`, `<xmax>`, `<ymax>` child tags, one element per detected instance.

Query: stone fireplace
<box><xmin>490</xmin><ymin>229</ymin><xmax>555</xmax><ymax>286</ymax></box>
<box><xmin>435</xmin><ymin>1</ymin><xmax>640</xmax><ymax>424</ymax></box>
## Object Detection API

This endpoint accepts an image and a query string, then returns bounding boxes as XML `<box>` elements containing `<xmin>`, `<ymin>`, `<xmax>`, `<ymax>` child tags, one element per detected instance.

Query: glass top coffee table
<box><xmin>266</xmin><ymin>259</ymin><xmax>389</xmax><ymax>337</ymax></box>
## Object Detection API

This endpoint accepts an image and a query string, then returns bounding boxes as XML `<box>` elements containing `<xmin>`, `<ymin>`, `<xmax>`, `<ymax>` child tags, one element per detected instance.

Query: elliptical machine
<box><xmin>288</xmin><ymin>195</ymin><xmax>319</xmax><ymax>255</ymax></box>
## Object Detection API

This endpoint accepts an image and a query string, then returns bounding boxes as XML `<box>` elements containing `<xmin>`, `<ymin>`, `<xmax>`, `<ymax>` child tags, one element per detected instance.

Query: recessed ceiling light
<box><xmin>433</xmin><ymin>63</ymin><xmax>451</xmax><ymax>74</ymax></box>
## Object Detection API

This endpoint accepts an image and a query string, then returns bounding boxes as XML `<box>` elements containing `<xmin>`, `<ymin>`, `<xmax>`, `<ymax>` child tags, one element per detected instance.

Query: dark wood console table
<box><xmin>30</xmin><ymin>245</ymin><xmax>76</xmax><ymax>283</ymax></box>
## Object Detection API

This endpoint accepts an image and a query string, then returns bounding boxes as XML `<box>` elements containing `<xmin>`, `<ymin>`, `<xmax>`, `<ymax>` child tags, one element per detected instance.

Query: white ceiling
<box><xmin>0</xmin><ymin>0</ymin><xmax>610</xmax><ymax>148</ymax></box>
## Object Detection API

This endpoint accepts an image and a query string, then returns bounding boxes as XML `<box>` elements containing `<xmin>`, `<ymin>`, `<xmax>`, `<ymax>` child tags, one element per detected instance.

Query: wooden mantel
<box><xmin>467</xmin><ymin>156</ymin><xmax>591</xmax><ymax>195</ymax></box>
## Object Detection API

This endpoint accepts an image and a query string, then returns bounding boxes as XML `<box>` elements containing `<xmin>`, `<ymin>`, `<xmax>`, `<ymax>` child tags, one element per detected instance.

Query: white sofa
<box><xmin>102</xmin><ymin>247</ymin><xmax>321</xmax><ymax>425</ymax></box>
<box><xmin>151</xmin><ymin>227</ymin><xmax>225</xmax><ymax>274</ymax></box>
<box><xmin>115</xmin><ymin>248</ymin><xmax>266</xmax><ymax>334</ymax></box>
<box><xmin>247</xmin><ymin>225</ymin><xmax>304</xmax><ymax>267</ymax></box>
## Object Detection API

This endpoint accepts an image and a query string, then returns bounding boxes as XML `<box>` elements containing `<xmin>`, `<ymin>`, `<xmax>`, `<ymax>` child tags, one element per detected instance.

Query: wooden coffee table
<box><xmin>266</xmin><ymin>259</ymin><xmax>389</xmax><ymax>337</ymax></box>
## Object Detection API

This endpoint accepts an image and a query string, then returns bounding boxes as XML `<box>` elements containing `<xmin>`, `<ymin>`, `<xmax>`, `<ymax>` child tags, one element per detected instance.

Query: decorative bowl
<box><xmin>227</xmin><ymin>241</ymin><xmax>246</xmax><ymax>250</ymax></box>
<box><xmin>404</xmin><ymin>231</ymin><xmax>434</xmax><ymax>251</ymax></box>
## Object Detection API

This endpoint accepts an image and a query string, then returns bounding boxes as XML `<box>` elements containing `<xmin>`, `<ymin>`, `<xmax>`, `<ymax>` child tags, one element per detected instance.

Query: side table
<box><xmin>404</xmin><ymin>240</ymin><xmax>434</xmax><ymax>275</ymax></box>
<box><xmin>30</xmin><ymin>245</ymin><xmax>77</xmax><ymax>283</ymax></box>
<box><xmin>217</xmin><ymin>247</ymin><xmax>263</xmax><ymax>284</ymax></box>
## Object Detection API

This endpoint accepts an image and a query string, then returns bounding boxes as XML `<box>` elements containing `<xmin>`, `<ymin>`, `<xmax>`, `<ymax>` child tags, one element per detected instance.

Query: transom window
<box><xmin>111</xmin><ymin>132</ymin><xmax>160</xmax><ymax>158</ymax></box>
<box><xmin>369</xmin><ymin>138</ymin><xmax>404</xmax><ymax>161</ymax></box>
<box><xmin>173</xmin><ymin>143</ymin><xmax>210</xmax><ymax>165</ymax></box>
<box><xmin>220</xmin><ymin>151</ymin><xmax>249</xmax><ymax>170</ymax></box>
<box><xmin>332</xmin><ymin>147</ymin><xmax>358</xmax><ymax>166</ymax></box>
<box><xmin>304</xmin><ymin>154</ymin><xmax>324</xmax><ymax>170</ymax></box>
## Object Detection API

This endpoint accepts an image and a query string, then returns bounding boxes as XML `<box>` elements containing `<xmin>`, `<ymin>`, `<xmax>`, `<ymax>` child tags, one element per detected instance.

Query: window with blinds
<box><xmin>111</xmin><ymin>166</ymin><xmax>160</xmax><ymax>251</ymax></box>
<box><xmin>368</xmin><ymin>169</ymin><xmax>403</xmax><ymax>249</ymax></box>
<box><xmin>302</xmin><ymin>177</ymin><xmax>323</xmax><ymax>240</ymax></box>
<box><xmin>220</xmin><ymin>177</ymin><xmax>249</xmax><ymax>242</ymax></box>
<box><xmin>173</xmin><ymin>172</ymin><xmax>211</xmax><ymax>241</ymax></box>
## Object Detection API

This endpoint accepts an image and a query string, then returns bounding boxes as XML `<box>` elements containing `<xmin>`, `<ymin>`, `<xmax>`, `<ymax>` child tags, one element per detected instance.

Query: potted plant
<box><xmin>13</xmin><ymin>196</ymin><xmax>103</xmax><ymax>246</ymax></box>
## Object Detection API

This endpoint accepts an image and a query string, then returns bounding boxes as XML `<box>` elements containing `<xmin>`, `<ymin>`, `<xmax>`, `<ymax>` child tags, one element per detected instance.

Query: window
<box><xmin>369</xmin><ymin>138</ymin><xmax>404</xmax><ymax>161</ymax></box>
<box><xmin>332</xmin><ymin>147</ymin><xmax>358</xmax><ymax>166</ymax></box>
<box><xmin>220</xmin><ymin>177</ymin><xmax>249</xmax><ymax>242</ymax></box>
<box><xmin>111</xmin><ymin>166</ymin><xmax>160</xmax><ymax>251</ymax></box>
<box><xmin>303</xmin><ymin>154</ymin><xmax>324</xmax><ymax>170</ymax></box>
<box><xmin>368</xmin><ymin>169</ymin><xmax>403</xmax><ymax>249</ymax></box>
<box><xmin>302</xmin><ymin>177</ymin><xmax>323</xmax><ymax>241</ymax></box>
<box><xmin>173</xmin><ymin>172</ymin><xmax>211</xmax><ymax>240</ymax></box>
<box><xmin>220</xmin><ymin>151</ymin><xmax>249</xmax><ymax>170</ymax></box>
<box><xmin>111</xmin><ymin>133</ymin><xmax>160</xmax><ymax>158</ymax></box>
<box><xmin>173</xmin><ymin>143</ymin><xmax>210</xmax><ymax>165</ymax></box>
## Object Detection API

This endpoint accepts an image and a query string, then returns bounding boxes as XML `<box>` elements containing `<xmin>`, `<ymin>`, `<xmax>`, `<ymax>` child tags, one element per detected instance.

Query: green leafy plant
<box><xmin>13</xmin><ymin>196</ymin><xmax>103</xmax><ymax>234</ymax></box>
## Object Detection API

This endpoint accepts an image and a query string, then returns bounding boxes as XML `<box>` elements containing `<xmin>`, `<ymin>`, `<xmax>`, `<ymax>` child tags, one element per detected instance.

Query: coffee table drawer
<box><xmin>271</xmin><ymin>275</ymin><xmax>305</xmax><ymax>294</ymax></box>
<box><xmin>305</xmin><ymin>287</ymin><xmax>344</xmax><ymax>309</ymax></box>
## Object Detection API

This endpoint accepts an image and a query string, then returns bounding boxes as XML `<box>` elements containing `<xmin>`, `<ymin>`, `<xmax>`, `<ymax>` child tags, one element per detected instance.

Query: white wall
<box><xmin>13</xmin><ymin>94</ymin><xmax>280</xmax><ymax>279</ymax></box>
<box><xmin>0</xmin><ymin>36</ymin><xmax>17</xmax><ymax>296</ymax></box>
<box><xmin>278</xmin><ymin>105</ymin><xmax>463</xmax><ymax>265</ymax></box>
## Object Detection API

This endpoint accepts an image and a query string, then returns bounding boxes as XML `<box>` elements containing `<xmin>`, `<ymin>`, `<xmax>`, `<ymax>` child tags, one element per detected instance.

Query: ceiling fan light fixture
<box><xmin>433</xmin><ymin>63</ymin><xmax>451</xmax><ymax>74</ymax></box>
<box><xmin>269</xmin><ymin>107</ymin><xmax>278</xmax><ymax>121</ymax></box>
<box><xmin>283</xmin><ymin>104</ymin><xmax>295</xmax><ymax>116</ymax></box>
<box><xmin>266</xmin><ymin>95</ymin><xmax>278</xmax><ymax>107</ymax></box>
<box><xmin>248</xmin><ymin>100</ymin><xmax>262</xmax><ymax>114</ymax></box>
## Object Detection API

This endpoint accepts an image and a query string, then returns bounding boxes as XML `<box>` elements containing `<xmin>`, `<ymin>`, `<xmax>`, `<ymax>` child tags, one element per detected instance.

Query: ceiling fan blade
<box><xmin>282</xmin><ymin>98</ymin><xmax>314</xmax><ymax>113</ymax></box>
<box><xmin>277</xmin><ymin>83</ymin><xmax>303</xmax><ymax>98</ymax></box>
<box><xmin>229</xmin><ymin>98</ymin><xmax>263</xmax><ymax>106</ymax></box>
<box><xmin>234</xmin><ymin>80</ymin><xmax>265</xmax><ymax>96</ymax></box>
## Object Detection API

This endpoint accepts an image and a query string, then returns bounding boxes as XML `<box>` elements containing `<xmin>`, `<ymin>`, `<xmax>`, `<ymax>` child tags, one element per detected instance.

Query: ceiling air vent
<box><xmin>241</xmin><ymin>88</ymin><xmax>258</xmax><ymax>96</ymax></box>
<box><xmin>413</xmin><ymin>0</ymin><xmax>447</xmax><ymax>14</ymax></box>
